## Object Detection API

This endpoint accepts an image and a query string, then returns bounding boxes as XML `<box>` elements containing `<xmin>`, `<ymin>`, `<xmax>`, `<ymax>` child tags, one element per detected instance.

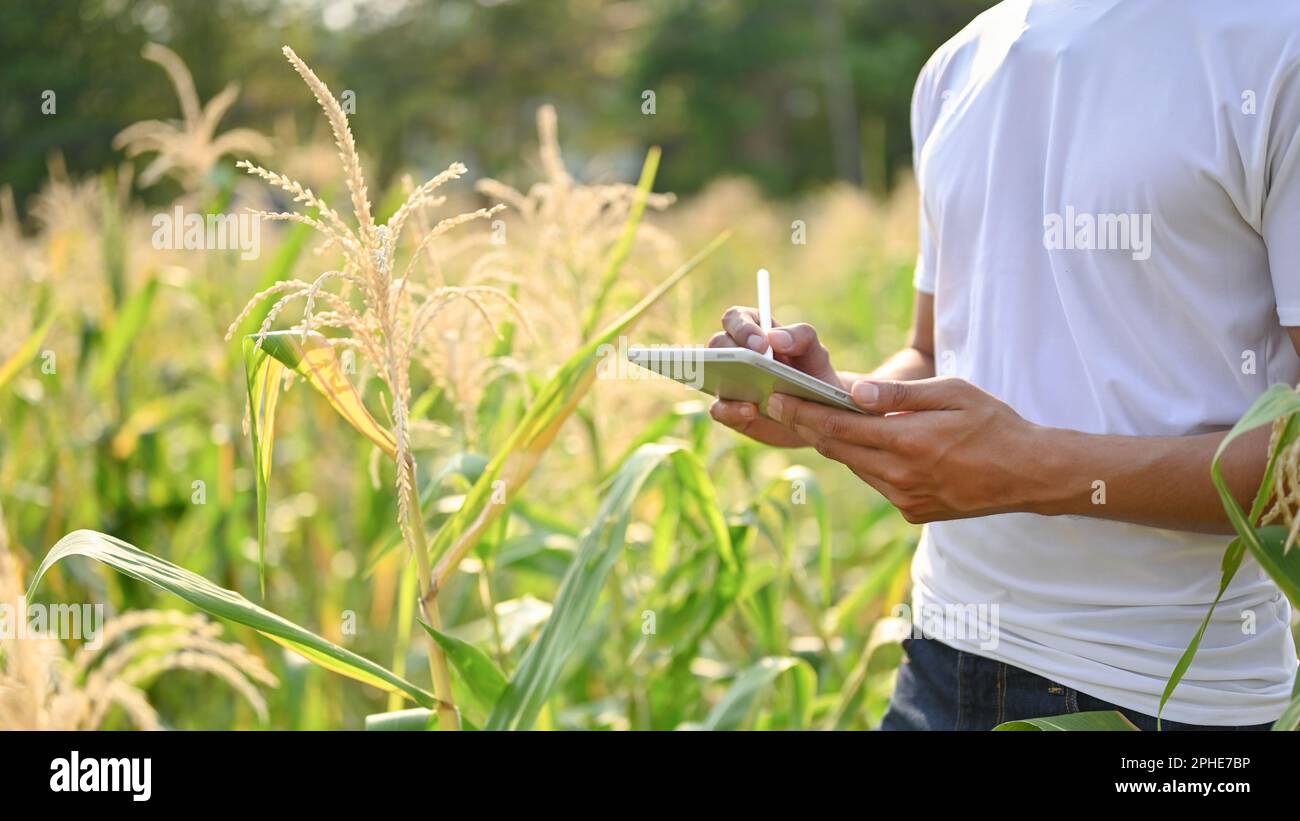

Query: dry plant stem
<box><xmin>387</xmin><ymin>342</ymin><xmax>459</xmax><ymax>730</ymax></box>
<box><xmin>402</xmin><ymin>451</ymin><xmax>459</xmax><ymax>730</ymax></box>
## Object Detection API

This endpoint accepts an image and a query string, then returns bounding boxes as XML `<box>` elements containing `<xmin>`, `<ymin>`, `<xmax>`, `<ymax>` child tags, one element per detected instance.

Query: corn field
<box><xmin>5</xmin><ymin>39</ymin><xmax>1298</xmax><ymax>734</ymax></box>
<box><xmin>1</xmin><ymin>43</ymin><xmax>925</xmax><ymax>731</ymax></box>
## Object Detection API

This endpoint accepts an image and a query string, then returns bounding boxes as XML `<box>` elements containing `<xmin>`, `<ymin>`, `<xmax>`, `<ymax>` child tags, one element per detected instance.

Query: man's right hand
<box><xmin>706</xmin><ymin>305</ymin><xmax>843</xmax><ymax>448</ymax></box>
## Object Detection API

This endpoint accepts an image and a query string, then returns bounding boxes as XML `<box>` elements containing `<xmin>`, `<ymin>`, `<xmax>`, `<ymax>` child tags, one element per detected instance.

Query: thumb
<box><xmin>850</xmin><ymin>377</ymin><xmax>967</xmax><ymax>413</ymax></box>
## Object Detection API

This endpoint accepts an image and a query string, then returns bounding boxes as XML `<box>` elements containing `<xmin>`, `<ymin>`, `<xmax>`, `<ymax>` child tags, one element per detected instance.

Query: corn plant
<box><xmin>23</xmin><ymin>44</ymin><xmax>735</xmax><ymax>730</ymax></box>
<box><xmin>112</xmin><ymin>43</ymin><xmax>272</xmax><ymax>190</ymax></box>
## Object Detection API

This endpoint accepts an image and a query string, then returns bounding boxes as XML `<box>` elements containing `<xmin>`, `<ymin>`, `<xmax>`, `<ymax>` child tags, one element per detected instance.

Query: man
<box><xmin>707</xmin><ymin>0</ymin><xmax>1300</xmax><ymax>730</ymax></box>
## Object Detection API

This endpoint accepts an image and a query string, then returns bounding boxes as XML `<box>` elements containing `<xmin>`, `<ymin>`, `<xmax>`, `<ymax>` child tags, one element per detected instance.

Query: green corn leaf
<box><xmin>0</xmin><ymin>311</ymin><xmax>55</xmax><ymax>393</ymax></box>
<box><xmin>242</xmin><ymin>336</ymin><xmax>288</xmax><ymax>596</ymax></box>
<box><xmin>364</xmin><ymin>708</ymin><xmax>435</xmax><ymax>731</ymax></box>
<box><xmin>1242</xmin><ymin>526</ymin><xmax>1300</xmax><ymax>606</ymax></box>
<box><xmin>580</xmin><ymin>145</ymin><xmax>661</xmax><ymax>339</ymax></box>
<box><xmin>822</xmin><ymin>538</ymin><xmax>914</xmax><ymax>635</ymax></box>
<box><xmin>247</xmin><ymin>331</ymin><xmax>397</xmax><ymax>458</ymax></box>
<box><xmin>995</xmin><ymin>711</ymin><xmax>1140</xmax><ymax>731</ymax></box>
<box><xmin>419</xmin><ymin>621</ymin><xmax>507</xmax><ymax>715</ymax></box>
<box><xmin>1271</xmin><ymin>686</ymin><xmax>1300</xmax><ymax>731</ymax></box>
<box><xmin>90</xmin><ymin>272</ymin><xmax>159</xmax><ymax>393</ymax></box>
<box><xmin>487</xmin><ymin>443</ymin><xmax>736</xmax><ymax>730</ymax></box>
<box><xmin>1163</xmin><ymin>385</ymin><xmax>1300</xmax><ymax>720</ymax></box>
<box><xmin>825</xmin><ymin>616</ymin><xmax>911</xmax><ymax>730</ymax></box>
<box><xmin>28</xmin><ymin>530</ymin><xmax>437</xmax><ymax>708</ymax></box>
<box><xmin>650</xmin><ymin>475</ymin><xmax>681</xmax><ymax>576</ymax></box>
<box><xmin>386</xmin><ymin>558</ymin><xmax>419</xmax><ymax>713</ymax></box>
<box><xmin>672</xmin><ymin>447</ymin><xmax>738</xmax><ymax>573</ymax></box>
<box><xmin>1158</xmin><ymin>538</ymin><xmax>1245</xmax><ymax>723</ymax></box>
<box><xmin>700</xmin><ymin>656</ymin><xmax>817</xmax><ymax>731</ymax></box>
<box><xmin>657</xmin><ymin>445</ymin><xmax>745</xmax><ymax>657</ymax></box>
<box><xmin>241</xmin><ymin>331</ymin><xmax>398</xmax><ymax>591</ymax></box>
<box><xmin>484</xmin><ymin>444</ymin><xmax>677</xmax><ymax>731</ymax></box>
<box><xmin>775</xmin><ymin>465</ymin><xmax>832</xmax><ymax>607</ymax></box>
<box><xmin>1211</xmin><ymin>383</ymin><xmax>1300</xmax><ymax>560</ymax></box>
<box><xmin>363</xmin><ymin>707</ymin><xmax>476</xmax><ymax>731</ymax></box>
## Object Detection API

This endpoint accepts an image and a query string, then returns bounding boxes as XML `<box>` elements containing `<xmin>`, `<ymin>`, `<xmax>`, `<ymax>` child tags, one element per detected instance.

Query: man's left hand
<box><xmin>765</xmin><ymin>377</ymin><xmax>1054</xmax><ymax>524</ymax></box>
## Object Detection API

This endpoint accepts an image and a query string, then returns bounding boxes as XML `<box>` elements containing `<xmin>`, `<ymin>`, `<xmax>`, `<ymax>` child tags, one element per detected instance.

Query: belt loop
<box><xmin>955</xmin><ymin>650</ymin><xmax>965</xmax><ymax>731</ymax></box>
<box><xmin>996</xmin><ymin>662</ymin><xmax>1006</xmax><ymax>726</ymax></box>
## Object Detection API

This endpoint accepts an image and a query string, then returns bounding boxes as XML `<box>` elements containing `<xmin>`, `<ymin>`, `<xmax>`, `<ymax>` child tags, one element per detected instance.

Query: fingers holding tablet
<box><xmin>721</xmin><ymin>305</ymin><xmax>771</xmax><ymax>354</ymax></box>
<box><xmin>709</xmin><ymin>398</ymin><xmax>808</xmax><ymax>449</ymax></box>
<box><xmin>717</xmin><ymin>307</ymin><xmax>841</xmax><ymax>388</ymax></box>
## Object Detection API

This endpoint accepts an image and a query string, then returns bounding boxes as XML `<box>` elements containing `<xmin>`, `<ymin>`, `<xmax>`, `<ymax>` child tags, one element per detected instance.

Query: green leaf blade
<box><xmin>701</xmin><ymin>656</ymin><xmax>816</xmax><ymax>731</ymax></box>
<box><xmin>242</xmin><ymin>336</ymin><xmax>287</xmax><ymax>596</ymax></box>
<box><xmin>91</xmin><ymin>273</ymin><xmax>160</xmax><ymax>393</ymax></box>
<box><xmin>251</xmin><ymin>330</ymin><xmax>397</xmax><ymax>458</ymax></box>
<box><xmin>365</xmin><ymin>708</ymin><xmax>435</xmax><ymax>731</ymax></box>
<box><xmin>419</xmin><ymin>621</ymin><xmax>508</xmax><ymax>714</ymax></box>
<box><xmin>28</xmin><ymin>530</ymin><xmax>437</xmax><ymax>708</ymax></box>
<box><xmin>994</xmin><ymin>711</ymin><xmax>1140</xmax><ymax>731</ymax></box>
<box><xmin>484</xmin><ymin>443</ymin><xmax>680</xmax><ymax>730</ymax></box>
<box><xmin>0</xmin><ymin>312</ymin><xmax>56</xmax><ymax>393</ymax></box>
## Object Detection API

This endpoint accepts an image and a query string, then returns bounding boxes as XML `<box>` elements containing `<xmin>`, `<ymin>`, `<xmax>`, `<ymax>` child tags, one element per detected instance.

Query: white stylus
<box><xmin>757</xmin><ymin>268</ymin><xmax>774</xmax><ymax>360</ymax></box>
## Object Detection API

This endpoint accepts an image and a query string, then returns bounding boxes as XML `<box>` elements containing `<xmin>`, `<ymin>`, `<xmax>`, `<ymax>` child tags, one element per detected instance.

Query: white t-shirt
<box><xmin>910</xmin><ymin>0</ymin><xmax>1300</xmax><ymax>725</ymax></box>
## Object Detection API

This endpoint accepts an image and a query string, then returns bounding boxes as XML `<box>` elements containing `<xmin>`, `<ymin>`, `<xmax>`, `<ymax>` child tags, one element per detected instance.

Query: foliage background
<box><xmin>2</xmin><ymin>0</ymin><xmax>995</xmax><ymax>205</ymax></box>
<box><xmin>0</xmin><ymin>0</ymin><xmax>1006</xmax><ymax>730</ymax></box>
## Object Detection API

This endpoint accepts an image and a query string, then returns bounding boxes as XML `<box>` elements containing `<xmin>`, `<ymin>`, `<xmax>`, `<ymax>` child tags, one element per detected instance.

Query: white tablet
<box><xmin>625</xmin><ymin>346</ymin><xmax>866</xmax><ymax>415</ymax></box>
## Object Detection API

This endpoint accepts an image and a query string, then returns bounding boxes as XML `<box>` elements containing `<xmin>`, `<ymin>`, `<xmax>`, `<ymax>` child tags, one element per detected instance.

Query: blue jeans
<box><xmin>880</xmin><ymin>638</ymin><xmax>1274</xmax><ymax>731</ymax></box>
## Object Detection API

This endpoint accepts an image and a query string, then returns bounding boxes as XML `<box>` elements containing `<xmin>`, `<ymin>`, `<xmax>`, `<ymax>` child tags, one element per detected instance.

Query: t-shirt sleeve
<box><xmin>1263</xmin><ymin>65</ymin><xmax>1300</xmax><ymax>326</ymax></box>
<box><xmin>911</xmin><ymin>61</ymin><xmax>939</xmax><ymax>295</ymax></box>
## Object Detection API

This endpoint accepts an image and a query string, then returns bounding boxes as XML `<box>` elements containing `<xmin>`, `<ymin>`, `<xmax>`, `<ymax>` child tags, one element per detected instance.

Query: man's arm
<box><xmin>764</xmin><ymin>327</ymin><xmax>1300</xmax><ymax>536</ymax></box>
<box><xmin>1019</xmin><ymin>424</ymin><xmax>1270</xmax><ymax>535</ymax></box>
<box><xmin>1032</xmin><ymin>327</ymin><xmax>1300</xmax><ymax>533</ymax></box>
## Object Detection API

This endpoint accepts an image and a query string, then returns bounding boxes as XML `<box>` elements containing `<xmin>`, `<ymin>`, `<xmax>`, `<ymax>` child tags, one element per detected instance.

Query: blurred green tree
<box><xmin>0</xmin><ymin>0</ymin><xmax>994</xmax><ymax>212</ymax></box>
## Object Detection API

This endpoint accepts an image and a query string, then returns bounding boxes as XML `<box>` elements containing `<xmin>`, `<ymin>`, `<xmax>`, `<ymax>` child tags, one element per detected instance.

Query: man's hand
<box><xmin>765</xmin><ymin>377</ymin><xmax>1054</xmax><ymax>523</ymax></box>
<box><xmin>707</xmin><ymin>305</ymin><xmax>843</xmax><ymax>448</ymax></box>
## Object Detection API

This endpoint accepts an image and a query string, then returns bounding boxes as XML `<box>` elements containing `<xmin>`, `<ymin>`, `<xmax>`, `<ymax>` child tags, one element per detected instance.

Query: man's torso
<box><xmin>909</xmin><ymin>0</ymin><xmax>1300</xmax><ymax>725</ymax></box>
